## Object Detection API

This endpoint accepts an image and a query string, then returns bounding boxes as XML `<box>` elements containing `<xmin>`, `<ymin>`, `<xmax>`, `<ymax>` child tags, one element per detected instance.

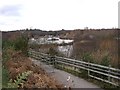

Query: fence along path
<box><xmin>28</xmin><ymin>50</ymin><xmax>120</xmax><ymax>87</ymax></box>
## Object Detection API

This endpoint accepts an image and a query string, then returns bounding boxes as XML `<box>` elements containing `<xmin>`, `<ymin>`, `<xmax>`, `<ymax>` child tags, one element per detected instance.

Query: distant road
<box><xmin>31</xmin><ymin>58</ymin><xmax>103</xmax><ymax>89</ymax></box>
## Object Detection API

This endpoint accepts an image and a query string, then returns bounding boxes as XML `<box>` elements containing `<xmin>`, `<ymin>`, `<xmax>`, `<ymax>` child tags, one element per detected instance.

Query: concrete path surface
<box><xmin>30</xmin><ymin>58</ymin><xmax>103</xmax><ymax>89</ymax></box>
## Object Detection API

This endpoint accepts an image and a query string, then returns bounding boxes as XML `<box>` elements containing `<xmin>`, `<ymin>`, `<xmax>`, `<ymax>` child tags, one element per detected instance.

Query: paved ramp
<box><xmin>31</xmin><ymin>58</ymin><xmax>103</xmax><ymax>89</ymax></box>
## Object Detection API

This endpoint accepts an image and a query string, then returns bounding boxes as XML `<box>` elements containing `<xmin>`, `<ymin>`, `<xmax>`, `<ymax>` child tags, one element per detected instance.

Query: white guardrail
<box><xmin>28</xmin><ymin>50</ymin><xmax>120</xmax><ymax>87</ymax></box>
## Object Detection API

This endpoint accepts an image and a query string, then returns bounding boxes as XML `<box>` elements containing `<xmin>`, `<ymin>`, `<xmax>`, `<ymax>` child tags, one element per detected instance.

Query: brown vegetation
<box><xmin>2</xmin><ymin>29</ymin><xmax>119</xmax><ymax>68</ymax></box>
<box><xmin>5</xmin><ymin>50</ymin><xmax>63</xmax><ymax>89</ymax></box>
<box><xmin>71</xmin><ymin>30</ymin><xmax>119</xmax><ymax>67</ymax></box>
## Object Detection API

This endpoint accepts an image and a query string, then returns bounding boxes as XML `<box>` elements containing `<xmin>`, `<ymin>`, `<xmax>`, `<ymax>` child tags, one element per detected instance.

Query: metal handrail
<box><xmin>28</xmin><ymin>50</ymin><xmax>120</xmax><ymax>86</ymax></box>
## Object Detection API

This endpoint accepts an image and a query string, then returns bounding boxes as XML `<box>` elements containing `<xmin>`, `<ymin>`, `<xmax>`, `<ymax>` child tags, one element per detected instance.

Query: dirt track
<box><xmin>31</xmin><ymin>58</ymin><xmax>103</xmax><ymax>89</ymax></box>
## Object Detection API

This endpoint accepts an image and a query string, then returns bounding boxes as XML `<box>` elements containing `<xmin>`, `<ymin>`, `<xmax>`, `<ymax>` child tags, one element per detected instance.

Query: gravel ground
<box><xmin>31</xmin><ymin>58</ymin><xmax>103</xmax><ymax>89</ymax></box>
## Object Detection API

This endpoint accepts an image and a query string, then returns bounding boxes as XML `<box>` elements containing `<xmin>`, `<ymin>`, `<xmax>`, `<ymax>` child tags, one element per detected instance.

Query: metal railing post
<box><xmin>88</xmin><ymin>61</ymin><xmax>90</xmax><ymax>77</ymax></box>
<box><xmin>108</xmin><ymin>65</ymin><xmax>111</xmax><ymax>82</ymax></box>
<box><xmin>28</xmin><ymin>50</ymin><xmax>120</xmax><ymax>87</ymax></box>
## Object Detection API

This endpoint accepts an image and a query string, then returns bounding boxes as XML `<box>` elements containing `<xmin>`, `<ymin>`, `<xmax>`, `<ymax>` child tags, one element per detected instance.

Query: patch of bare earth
<box><xmin>5</xmin><ymin>51</ymin><xmax>63</xmax><ymax>89</ymax></box>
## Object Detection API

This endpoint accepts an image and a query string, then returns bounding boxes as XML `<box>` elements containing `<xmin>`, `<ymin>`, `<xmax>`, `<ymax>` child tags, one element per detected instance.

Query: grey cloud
<box><xmin>0</xmin><ymin>5</ymin><xmax>22</xmax><ymax>16</ymax></box>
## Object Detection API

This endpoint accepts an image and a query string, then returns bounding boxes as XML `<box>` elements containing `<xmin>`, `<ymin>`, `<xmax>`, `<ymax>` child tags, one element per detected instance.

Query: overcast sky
<box><xmin>0</xmin><ymin>0</ymin><xmax>119</xmax><ymax>31</ymax></box>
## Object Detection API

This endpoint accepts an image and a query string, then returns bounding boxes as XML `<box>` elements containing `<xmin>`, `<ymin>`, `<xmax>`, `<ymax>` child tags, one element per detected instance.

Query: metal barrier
<box><xmin>28</xmin><ymin>50</ymin><xmax>120</xmax><ymax>86</ymax></box>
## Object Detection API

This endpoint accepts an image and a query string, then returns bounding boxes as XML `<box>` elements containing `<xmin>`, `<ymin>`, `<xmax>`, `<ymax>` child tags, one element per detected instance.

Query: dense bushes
<box><xmin>2</xmin><ymin>35</ymin><xmax>29</xmax><ymax>88</ymax></box>
<box><xmin>81</xmin><ymin>52</ymin><xmax>111</xmax><ymax>66</ymax></box>
<box><xmin>3</xmin><ymin>35</ymin><xmax>28</xmax><ymax>56</ymax></box>
<box><xmin>14</xmin><ymin>36</ymin><xmax>28</xmax><ymax>56</ymax></box>
<box><xmin>100</xmin><ymin>55</ymin><xmax>110</xmax><ymax>66</ymax></box>
<box><xmin>47</xmin><ymin>47</ymin><xmax>58</xmax><ymax>56</ymax></box>
<box><xmin>82</xmin><ymin>53</ymin><xmax>94</xmax><ymax>63</ymax></box>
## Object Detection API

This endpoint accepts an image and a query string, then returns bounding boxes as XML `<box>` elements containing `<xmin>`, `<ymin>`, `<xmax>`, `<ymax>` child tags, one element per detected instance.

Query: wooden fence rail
<box><xmin>28</xmin><ymin>50</ymin><xmax>120</xmax><ymax>87</ymax></box>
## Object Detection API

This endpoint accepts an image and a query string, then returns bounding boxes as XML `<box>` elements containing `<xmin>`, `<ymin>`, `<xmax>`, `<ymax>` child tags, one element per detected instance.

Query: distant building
<box><xmin>84</xmin><ymin>27</ymin><xmax>88</xmax><ymax>30</ymax></box>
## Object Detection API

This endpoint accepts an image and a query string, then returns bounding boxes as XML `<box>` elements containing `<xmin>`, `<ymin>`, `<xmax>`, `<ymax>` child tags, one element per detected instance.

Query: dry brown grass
<box><xmin>71</xmin><ymin>30</ymin><xmax>119</xmax><ymax>67</ymax></box>
<box><xmin>5</xmin><ymin>50</ymin><xmax>63</xmax><ymax>89</ymax></box>
<box><xmin>91</xmin><ymin>39</ymin><xmax>118</xmax><ymax>67</ymax></box>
